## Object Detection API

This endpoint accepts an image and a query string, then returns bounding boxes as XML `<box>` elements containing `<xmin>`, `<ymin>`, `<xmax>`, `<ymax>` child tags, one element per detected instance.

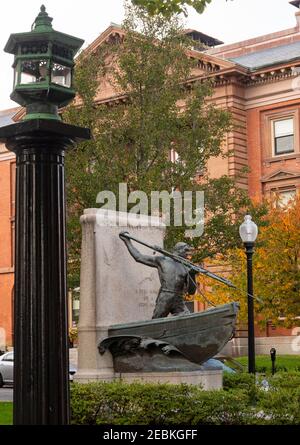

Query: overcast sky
<box><xmin>0</xmin><ymin>0</ymin><xmax>298</xmax><ymax>109</ymax></box>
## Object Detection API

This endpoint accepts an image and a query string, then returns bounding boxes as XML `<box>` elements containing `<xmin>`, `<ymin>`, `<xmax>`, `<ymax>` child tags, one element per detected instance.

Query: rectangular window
<box><xmin>274</xmin><ymin>118</ymin><xmax>294</xmax><ymax>155</ymax></box>
<box><xmin>278</xmin><ymin>189</ymin><xmax>296</xmax><ymax>207</ymax></box>
<box><xmin>272</xmin><ymin>189</ymin><xmax>297</xmax><ymax>208</ymax></box>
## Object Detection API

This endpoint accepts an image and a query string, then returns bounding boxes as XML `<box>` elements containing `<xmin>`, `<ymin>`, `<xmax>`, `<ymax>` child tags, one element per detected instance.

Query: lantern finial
<box><xmin>33</xmin><ymin>5</ymin><xmax>53</xmax><ymax>31</ymax></box>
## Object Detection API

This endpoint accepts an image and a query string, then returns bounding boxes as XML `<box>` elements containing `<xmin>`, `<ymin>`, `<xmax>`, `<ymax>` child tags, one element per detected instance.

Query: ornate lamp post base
<box><xmin>0</xmin><ymin>119</ymin><xmax>90</xmax><ymax>425</ymax></box>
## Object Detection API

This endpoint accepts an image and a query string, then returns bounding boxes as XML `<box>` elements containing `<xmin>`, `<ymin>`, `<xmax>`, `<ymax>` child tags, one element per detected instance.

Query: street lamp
<box><xmin>4</xmin><ymin>5</ymin><xmax>82</xmax><ymax>121</ymax></box>
<box><xmin>0</xmin><ymin>6</ymin><xmax>90</xmax><ymax>424</ymax></box>
<box><xmin>239</xmin><ymin>215</ymin><xmax>258</xmax><ymax>374</ymax></box>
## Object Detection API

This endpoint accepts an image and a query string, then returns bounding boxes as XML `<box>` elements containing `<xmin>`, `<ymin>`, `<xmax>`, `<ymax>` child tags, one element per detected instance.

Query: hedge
<box><xmin>70</xmin><ymin>373</ymin><xmax>300</xmax><ymax>425</ymax></box>
<box><xmin>70</xmin><ymin>381</ymin><xmax>251</xmax><ymax>425</ymax></box>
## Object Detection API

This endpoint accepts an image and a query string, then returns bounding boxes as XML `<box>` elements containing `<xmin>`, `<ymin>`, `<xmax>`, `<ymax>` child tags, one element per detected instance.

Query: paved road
<box><xmin>0</xmin><ymin>387</ymin><xmax>13</xmax><ymax>402</ymax></box>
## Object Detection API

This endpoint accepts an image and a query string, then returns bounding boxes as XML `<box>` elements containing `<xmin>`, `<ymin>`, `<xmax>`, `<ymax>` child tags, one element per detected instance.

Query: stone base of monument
<box><xmin>116</xmin><ymin>369</ymin><xmax>222</xmax><ymax>389</ymax></box>
<box><xmin>75</xmin><ymin>369</ymin><xmax>222</xmax><ymax>390</ymax></box>
<box><xmin>75</xmin><ymin>354</ymin><xmax>223</xmax><ymax>390</ymax></box>
<box><xmin>74</xmin><ymin>371</ymin><xmax>115</xmax><ymax>383</ymax></box>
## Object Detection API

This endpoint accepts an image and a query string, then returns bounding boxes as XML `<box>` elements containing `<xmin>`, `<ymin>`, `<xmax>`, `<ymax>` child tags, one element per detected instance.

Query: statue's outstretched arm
<box><xmin>120</xmin><ymin>234</ymin><xmax>158</xmax><ymax>268</ymax></box>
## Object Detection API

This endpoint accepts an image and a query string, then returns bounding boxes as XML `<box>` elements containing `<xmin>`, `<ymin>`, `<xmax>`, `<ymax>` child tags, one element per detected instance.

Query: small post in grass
<box><xmin>270</xmin><ymin>348</ymin><xmax>276</xmax><ymax>375</ymax></box>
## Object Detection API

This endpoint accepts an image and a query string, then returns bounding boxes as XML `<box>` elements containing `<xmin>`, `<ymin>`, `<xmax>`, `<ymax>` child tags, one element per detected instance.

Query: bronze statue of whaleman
<box><xmin>119</xmin><ymin>232</ymin><xmax>198</xmax><ymax>319</ymax></box>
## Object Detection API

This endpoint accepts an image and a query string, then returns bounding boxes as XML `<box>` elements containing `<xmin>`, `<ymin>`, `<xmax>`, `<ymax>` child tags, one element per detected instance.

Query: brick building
<box><xmin>0</xmin><ymin>108</ymin><xmax>17</xmax><ymax>347</ymax></box>
<box><xmin>207</xmin><ymin>3</ymin><xmax>300</xmax><ymax>204</ymax></box>
<box><xmin>1</xmin><ymin>5</ymin><xmax>300</xmax><ymax>346</ymax></box>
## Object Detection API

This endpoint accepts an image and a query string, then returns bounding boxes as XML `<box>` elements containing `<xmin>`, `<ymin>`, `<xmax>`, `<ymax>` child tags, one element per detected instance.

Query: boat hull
<box><xmin>108</xmin><ymin>302</ymin><xmax>239</xmax><ymax>365</ymax></box>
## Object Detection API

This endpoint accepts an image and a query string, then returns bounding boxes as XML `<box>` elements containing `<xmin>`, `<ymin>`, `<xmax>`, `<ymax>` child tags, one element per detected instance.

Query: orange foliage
<box><xmin>202</xmin><ymin>195</ymin><xmax>300</xmax><ymax>327</ymax></box>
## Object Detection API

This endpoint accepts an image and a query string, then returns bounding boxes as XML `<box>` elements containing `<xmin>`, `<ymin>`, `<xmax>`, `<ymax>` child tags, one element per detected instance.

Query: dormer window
<box><xmin>273</xmin><ymin>118</ymin><xmax>294</xmax><ymax>155</ymax></box>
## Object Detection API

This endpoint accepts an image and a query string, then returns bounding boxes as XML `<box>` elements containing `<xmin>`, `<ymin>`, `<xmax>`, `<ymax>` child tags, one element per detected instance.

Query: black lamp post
<box><xmin>0</xmin><ymin>6</ymin><xmax>90</xmax><ymax>424</ymax></box>
<box><xmin>239</xmin><ymin>215</ymin><xmax>258</xmax><ymax>374</ymax></box>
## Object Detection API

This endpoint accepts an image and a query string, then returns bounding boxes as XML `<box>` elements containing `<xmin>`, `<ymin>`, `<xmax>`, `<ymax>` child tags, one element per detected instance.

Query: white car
<box><xmin>0</xmin><ymin>351</ymin><xmax>76</xmax><ymax>387</ymax></box>
<box><xmin>0</xmin><ymin>352</ymin><xmax>14</xmax><ymax>387</ymax></box>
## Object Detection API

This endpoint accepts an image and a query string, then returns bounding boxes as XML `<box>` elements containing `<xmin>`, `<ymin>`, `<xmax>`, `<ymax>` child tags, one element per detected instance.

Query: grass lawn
<box><xmin>0</xmin><ymin>402</ymin><xmax>13</xmax><ymax>425</ymax></box>
<box><xmin>235</xmin><ymin>355</ymin><xmax>300</xmax><ymax>373</ymax></box>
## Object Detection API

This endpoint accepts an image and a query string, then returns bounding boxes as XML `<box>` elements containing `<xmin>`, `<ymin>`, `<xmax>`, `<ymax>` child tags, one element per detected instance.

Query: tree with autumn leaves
<box><xmin>203</xmin><ymin>196</ymin><xmax>300</xmax><ymax>328</ymax></box>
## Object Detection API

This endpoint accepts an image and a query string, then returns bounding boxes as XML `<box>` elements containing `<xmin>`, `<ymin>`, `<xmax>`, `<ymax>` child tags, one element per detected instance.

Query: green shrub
<box><xmin>223</xmin><ymin>371</ymin><xmax>300</xmax><ymax>425</ymax></box>
<box><xmin>223</xmin><ymin>372</ymin><xmax>256</xmax><ymax>392</ymax></box>
<box><xmin>268</xmin><ymin>371</ymin><xmax>300</xmax><ymax>390</ymax></box>
<box><xmin>70</xmin><ymin>382</ymin><xmax>253</xmax><ymax>425</ymax></box>
<box><xmin>254</xmin><ymin>387</ymin><xmax>300</xmax><ymax>425</ymax></box>
<box><xmin>70</xmin><ymin>376</ymin><xmax>300</xmax><ymax>425</ymax></box>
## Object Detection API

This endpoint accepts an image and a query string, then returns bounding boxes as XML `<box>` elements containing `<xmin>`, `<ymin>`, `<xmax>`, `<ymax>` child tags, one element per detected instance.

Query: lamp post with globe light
<box><xmin>239</xmin><ymin>215</ymin><xmax>258</xmax><ymax>374</ymax></box>
<box><xmin>0</xmin><ymin>6</ymin><xmax>90</xmax><ymax>424</ymax></box>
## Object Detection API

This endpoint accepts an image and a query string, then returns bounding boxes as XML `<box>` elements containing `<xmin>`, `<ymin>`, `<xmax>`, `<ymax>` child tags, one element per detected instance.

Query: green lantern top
<box><xmin>4</xmin><ymin>5</ymin><xmax>84</xmax><ymax>121</ymax></box>
<box><xmin>32</xmin><ymin>5</ymin><xmax>53</xmax><ymax>32</ymax></box>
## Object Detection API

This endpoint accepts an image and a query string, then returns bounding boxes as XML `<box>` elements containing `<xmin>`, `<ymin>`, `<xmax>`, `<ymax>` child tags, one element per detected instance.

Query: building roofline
<box><xmin>207</xmin><ymin>20</ymin><xmax>300</xmax><ymax>58</ymax></box>
<box><xmin>83</xmin><ymin>24</ymin><xmax>125</xmax><ymax>55</ymax></box>
<box><xmin>229</xmin><ymin>39</ymin><xmax>300</xmax><ymax>71</ymax></box>
<box><xmin>83</xmin><ymin>24</ymin><xmax>237</xmax><ymax>71</ymax></box>
<box><xmin>0</xmin><ymin>106</ymin><xmax>21</xmax><ymax>116</ymax></box>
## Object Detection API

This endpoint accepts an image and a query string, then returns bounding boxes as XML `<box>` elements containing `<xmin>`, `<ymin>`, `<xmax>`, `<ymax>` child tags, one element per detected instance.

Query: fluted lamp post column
<box><xmin>239</xmin><ymin>215</ymin><xmax>258</xmax><ymax>374</ymax></box>
<box><xmin>0</xmin><ymin>6</ymin><xmax>90</xmax><ymax>424</ymax></box>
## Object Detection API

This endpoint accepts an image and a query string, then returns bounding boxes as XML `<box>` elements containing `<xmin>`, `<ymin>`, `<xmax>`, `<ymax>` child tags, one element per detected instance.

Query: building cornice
<box><xmin>245</xmin><ymin>66</ymin><xmax>298</xmax><ymax>86</ymax></box>
<box><xmin>0</xmin><ymin>151</ymin><xmax>16</xmax><ymax>161</ymax></box>
<box><xmin>261</xmin><ymin>169</ymin><xmax>300</xmax><ymax>183</ymax></box>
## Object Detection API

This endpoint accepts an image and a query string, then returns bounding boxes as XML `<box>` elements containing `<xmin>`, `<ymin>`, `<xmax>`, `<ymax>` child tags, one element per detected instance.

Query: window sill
<box><xmin>264</xmin><ymin>153</ymin><xmax>300</xmax><ymax>164</ymax></box>
<box><xmin>0</xmin><ymin>267</ymin><xmax>14</xmax><ymax>274</ymax></box>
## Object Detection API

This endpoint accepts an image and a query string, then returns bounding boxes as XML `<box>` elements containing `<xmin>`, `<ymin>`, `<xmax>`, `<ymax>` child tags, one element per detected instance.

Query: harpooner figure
<box><xmin>119</xmin><ymin>232</ymin><xmax>198</xmax><ymax>319</ymax></box>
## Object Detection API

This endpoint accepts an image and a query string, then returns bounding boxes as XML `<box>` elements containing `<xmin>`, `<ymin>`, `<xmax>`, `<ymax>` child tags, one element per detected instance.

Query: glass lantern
<box><xmin>239</xmin><ymin>215</ymin><xmax>258</xmax><ymax>244</ymax></box>
<box><xmin>51</xmin><ymin>63</ymin><xmax>72</xmax><ymax>88</ymax></box>
<box><xmin>4</xmin><ymin>5</ymin><xmax>84</xmax><ymax>120</ymax></box>
<box><xmin>19</xmin><ymin>59</ymin><xmax>49</xmax><ymax>84</ymax></box>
